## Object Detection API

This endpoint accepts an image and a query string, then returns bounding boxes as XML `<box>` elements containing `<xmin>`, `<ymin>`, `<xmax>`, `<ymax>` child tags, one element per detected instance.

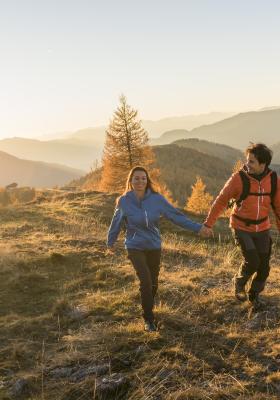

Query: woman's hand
<box><xmin>198</xmin><ymin>225</ymin><xmax>213</xmax><ymax>238</ymax></box>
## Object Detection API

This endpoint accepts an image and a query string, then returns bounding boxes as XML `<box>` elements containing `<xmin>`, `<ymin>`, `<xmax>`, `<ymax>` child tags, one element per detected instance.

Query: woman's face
<box><xmin>131</xmin><ymin>170</ymin><xmax>148</xmax><ymax>192</ymax></box>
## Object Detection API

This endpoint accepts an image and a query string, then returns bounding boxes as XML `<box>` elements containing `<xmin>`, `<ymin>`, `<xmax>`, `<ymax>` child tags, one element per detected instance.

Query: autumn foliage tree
<box><xmin>99</xmin><ymin>95</ymin><xmax>155</xmax><ymax>192</ymax></box>
<box><xmin>232</xmin><ymin>159</ymin><xmax>244</xmax><ymax>174</ymax></box>
<box><xmin>185</xmin><ymin>176</ymin><xmax>213</xmax><ymax>215</ymax></box>
<box><xmin>222</xmin><ymin>158</ymin><xmax>245</xmax><ymax>217</ymax></box>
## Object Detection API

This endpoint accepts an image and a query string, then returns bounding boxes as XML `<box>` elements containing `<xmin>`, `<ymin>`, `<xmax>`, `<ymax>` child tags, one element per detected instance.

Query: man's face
<box><xmin>246</xmin><ymin>153</ymin><xmax>266</xmax><ymax>175</ymax></box>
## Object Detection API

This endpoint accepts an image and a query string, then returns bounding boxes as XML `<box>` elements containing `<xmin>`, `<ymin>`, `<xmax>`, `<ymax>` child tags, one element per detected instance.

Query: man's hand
<box><xmin>198</xmin><ymin>225</ymin><xmax>213</xmax><ymax>238</ymax></box>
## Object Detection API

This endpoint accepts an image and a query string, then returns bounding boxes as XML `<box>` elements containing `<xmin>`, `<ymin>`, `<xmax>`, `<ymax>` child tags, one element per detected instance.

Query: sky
<box><xmin>0</xmin><ymin>0</ymin><xmax>280</xmax><ymax>138</ymax></box>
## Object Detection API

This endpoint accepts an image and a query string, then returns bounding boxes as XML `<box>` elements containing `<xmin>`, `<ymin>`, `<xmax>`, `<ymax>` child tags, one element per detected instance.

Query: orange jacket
<box><xmin>204</xmin><ymin>169</ymin><xmax>280</xmax><ymax>232</ymax></box>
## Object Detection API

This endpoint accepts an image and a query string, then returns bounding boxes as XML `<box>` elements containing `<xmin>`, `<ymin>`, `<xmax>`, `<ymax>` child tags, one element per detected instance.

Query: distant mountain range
<box><xmin>0</xmin><ymin>151</ymin><xmax>84</xmax><ymax>188</ymax></box>
<box><xmin>150</xmin><ymin>129</ymin><xmax>190</xmax><ymax>146</ymax></box>
<box><xmin>39</xmin><ymin>112</ymin><xmax>236</xmax><ymax>141</ymax></box>
<box><xmin>154</xmin><ymin>140</ymin><xmax>280</xmax><ymax>205</ymax></box>
<box><xmin>0</xmin><ymin>112</ymin><xmax>235</xmax><ymax>171</ymax></box>
<box><xmin>0</xmin><ymin>137</ymin><xmax>101</xmax><ymax>171</ymax></box>
<box><xmin>66</xmin><ymin>137</ymin><xmax>280</xmax><ymax>205</ymax></box>
<box><xmin>153</xmin><ymin>109</ymin><xmax>280</xmax><ymax>153</ymax></box>
<box><xmin>189</xmin><ymin>109</ymin><xmax>280</xmax><ymax>150</ymax></box>
<box><xmin>142</xmin><ymin>112</ymin><xmax>235</xmax><ymax>137</ymax></box>
<box><xmin>1</xmin><ymin>108</ymin><xmax>280</xmax><ymax>172</ymax></box>
<box><xmin>174</xmin><ymin>138</ymin><xmax>244</xmax><ymax>165</ymax></box>
<box><xmin>78</xmin><ymin>140</ymin><xmax>242</xmax><ymax>205</ymax></box>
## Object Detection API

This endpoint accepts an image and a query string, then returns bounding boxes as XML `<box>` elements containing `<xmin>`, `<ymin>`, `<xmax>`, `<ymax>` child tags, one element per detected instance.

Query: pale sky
<box><xmin>0</xmin><ymin>0</ymin><xmax>280</xmax><ymax>138</ymax></box>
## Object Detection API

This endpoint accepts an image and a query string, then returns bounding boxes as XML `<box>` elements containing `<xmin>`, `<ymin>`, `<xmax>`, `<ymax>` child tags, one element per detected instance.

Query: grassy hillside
<box><xmin>174</xmin><ymin>138</ymin><xmax>244</xmax><ymax>165</ymax></box>
<box><xmin>153</xmin><ymin>145</ymin><xmax>233</xmax><ymax>205</ymax></box>
<box><xmin>76</xmin><ymin>145</ymin><xmax>235</xmax><ymax>206</ymax></box>
<box><xmin>0</xmin><ymin>191</ymin><xmax>280</xmax><ymax>399</ymax></box>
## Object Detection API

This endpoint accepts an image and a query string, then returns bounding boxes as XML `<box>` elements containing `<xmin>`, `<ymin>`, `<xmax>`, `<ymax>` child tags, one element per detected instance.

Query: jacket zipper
<box><xmin>144</xmin><ymin>210</ymin><xmax>149</xmax><ymax>227</ymax></box>
<box><xmin>256</xmin><ymin>182</ymin><xmax>261</xmax><ymax>232</ymax></box>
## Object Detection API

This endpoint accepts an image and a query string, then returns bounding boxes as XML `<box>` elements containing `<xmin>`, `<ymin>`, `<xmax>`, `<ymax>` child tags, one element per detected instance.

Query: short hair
<box><xmin>245</xmin><ymin>143</ymin><xmax>273</xmax><ymax>167</ymax></box>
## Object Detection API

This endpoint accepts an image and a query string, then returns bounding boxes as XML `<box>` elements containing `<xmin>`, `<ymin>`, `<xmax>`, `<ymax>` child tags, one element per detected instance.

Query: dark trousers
<box><xmin>127</xmin><ymin>248</ymin><xmax>161</xmax><ymax>322</ymax></box>
<box><xmin>234</xmin><ymin>229</ymin><xmax>272</xmax><ymax>299</ymax></box>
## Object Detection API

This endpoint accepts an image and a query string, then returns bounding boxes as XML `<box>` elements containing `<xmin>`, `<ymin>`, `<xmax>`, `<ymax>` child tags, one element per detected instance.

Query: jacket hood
<box><xmin>126</xmin><ymin>188</ymin><xmax>152</xmax><ymax>200</ymax></box>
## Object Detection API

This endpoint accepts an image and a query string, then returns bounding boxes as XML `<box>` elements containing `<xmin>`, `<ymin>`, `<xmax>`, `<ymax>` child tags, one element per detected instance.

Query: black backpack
<box><xmin>228</xmin><ymin>170</ymin><xmax>278</xmax><ymax>226</ymax></box>
<box><xmin>228</xmin><ymin>170</ymin><xmax>278</xmax><ymax>210</ymax></box>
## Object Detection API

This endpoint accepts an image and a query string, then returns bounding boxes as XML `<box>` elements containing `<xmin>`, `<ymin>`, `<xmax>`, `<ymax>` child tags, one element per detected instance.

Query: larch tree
<box><xmin>157</xmin><ymin>180</ymin><xmax>178</xmax><ymax>206</ymax></box>
<box><xmin>185</xmin><ymin>176</ymin><xmax>213</xmax><ymax>215</ymax></box>
<box><xmin>222</xmin><ymin>158</ymin><xmax>245</xmax><ymax>216</ymax></box>
<box><xmin>99</xmin><ymin>95</ymin><xmax>155</xmax><ymax>192</ymax></box>
<box><xmin>232</xmin><ymin>159</ymin><xmax>244</xmax><ymax>174</ymax></box>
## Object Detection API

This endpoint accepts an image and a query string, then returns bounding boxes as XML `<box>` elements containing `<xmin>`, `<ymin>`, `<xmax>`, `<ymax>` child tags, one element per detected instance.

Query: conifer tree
<box><xmin>99</xmin><ymin>95</ymin><xmax>155</xmax><ymax>192</ymax></box>
<box><xmin>185</xmin><ymin>176</ymin><xmax>213</xmax><ymax>215</ymax></box>
<box><xmin>157</xmin><ymin>181</ymin><xmax>178</xmax><ymax>206</ymax></box>
<box><xmin>232</xmin><ymin>159</ymin><xmax>244</xmax><ymax>174</ymax></box>
<box><xmin>222</xmin><ymin>158</ymin><xmax>245</xmax><ymax>216</ymax></box>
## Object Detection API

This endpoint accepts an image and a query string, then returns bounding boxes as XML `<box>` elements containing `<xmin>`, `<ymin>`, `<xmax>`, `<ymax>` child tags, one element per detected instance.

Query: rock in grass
<box><xmin>95</xmin><ymin>373</ymin><xmax>129</xmax><ymax>399</ymax></box>
<box><xmin>70</xmin><ymin>364</ymin><xmax>110</xmax><ymax>382</ymax></box>
<box><xmin>9</xmin><ymin>378</ymin><xmax>29</xmax><ymax>397</ymax></box>
<box><xmin>50</xmin><ymin>252</ymin><xmax>65</xmax><ymax>263</ymax></box>
<box><xmin>49</xmin><ymin>367</ymin><xmax>75</xmax><ymax>379</ymax></box>
<box><xmin>68</xmin><ymin>305</ymin><xmax>90</xmax><ymax>321</ymax></box>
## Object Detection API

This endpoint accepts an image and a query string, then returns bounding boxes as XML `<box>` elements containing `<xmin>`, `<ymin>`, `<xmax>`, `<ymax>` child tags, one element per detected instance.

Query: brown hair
<box><xmin>124</xmin><ymin>166</ymin><xmax>157</xmax><ymax>193</ymax></box>
<box><xmin>245</xmin><ymin>143</ymin><xmax>273</xmax><ymax>167</ymax></box>
<box><xmin>116</xmin><ymin>166</ymin><xmax>156</xmax><ymax>205</ymax></box>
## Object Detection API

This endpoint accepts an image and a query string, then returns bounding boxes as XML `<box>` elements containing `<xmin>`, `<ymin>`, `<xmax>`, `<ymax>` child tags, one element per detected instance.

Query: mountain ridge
<box><xmin>0</xmin><ymin>150</ymin><xmax>84</xmax><ymax>188</ymax></box>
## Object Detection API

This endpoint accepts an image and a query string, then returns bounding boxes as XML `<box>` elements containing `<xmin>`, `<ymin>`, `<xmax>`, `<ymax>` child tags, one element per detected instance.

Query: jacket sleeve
<box><xmin>272</xmin><ymin>177</ymin><xmax>280</xmax><ymax>232</ymax></box>
<box><xmin>204</xmin><ymin>173</ymin><xmax>241</xmax><ymax>228</ymax></box>
<box><xmin>107</xmin><ymin>201</ymin><xmax>125</xmax><ymax>247</ymax></box>
<box><xmin>160</xmin><ymin>195</ymin><xmax>202</xmax><ymax>233</ymax></box>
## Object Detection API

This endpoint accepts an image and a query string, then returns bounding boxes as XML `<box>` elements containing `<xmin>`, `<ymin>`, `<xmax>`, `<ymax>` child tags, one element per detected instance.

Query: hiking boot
<box><xmin>248</xmin><ymin>290</ymin><xmax>257</xmax><ymax>303</ymax></box>
<box><xmin>233</xmin><ymin>277</ymin><xmax>247</xmax><ymax>302</ymax></box>
<box><xmin>250</xmin><ymin>298</ymin><xmax>262</xmax><ymax>312</ymax></box>
<box><xmin>248</xmin><ymin>292</ymin><xmax>264</xmax><ymax>312</ymax></box>
<box><xmin>144</xmin><ymin>320</ymin><xmax>157</xmax><ymax>332</ymax></box>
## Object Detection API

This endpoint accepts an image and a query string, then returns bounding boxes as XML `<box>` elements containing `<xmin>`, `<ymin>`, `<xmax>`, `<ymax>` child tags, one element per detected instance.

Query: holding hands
<box><xmin>198</xmin><ymin>224</ymin><xmax>213</xmax><ymax>238</ymax></box>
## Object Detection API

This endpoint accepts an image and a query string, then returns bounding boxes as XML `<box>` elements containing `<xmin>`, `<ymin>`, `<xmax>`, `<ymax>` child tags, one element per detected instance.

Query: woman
<box><xmin>107</xmin><ymin>166</ymin><xmax>209</xmax><ymax>332</ymax></box>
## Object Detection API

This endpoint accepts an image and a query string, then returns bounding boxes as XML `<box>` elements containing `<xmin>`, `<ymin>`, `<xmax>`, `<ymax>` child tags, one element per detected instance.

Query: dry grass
<box><xmin>0</xmin><ymin>191</ymin><xmax>280</xmax><ymax>399</ymax></box>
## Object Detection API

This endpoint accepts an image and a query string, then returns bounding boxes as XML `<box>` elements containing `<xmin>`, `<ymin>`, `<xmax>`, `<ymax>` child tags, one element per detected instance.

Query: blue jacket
<box><xmin>107</xmin><ymin>189</ymin><xmax>202</xmax><ymax>250</ymax></box>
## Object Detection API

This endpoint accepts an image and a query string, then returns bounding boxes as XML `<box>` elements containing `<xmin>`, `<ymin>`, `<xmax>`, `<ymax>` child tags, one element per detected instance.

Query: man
<box><xmin>203</xmin><ymin>143</ymin><xmax>280</xmax><ymax>309</ymax></box>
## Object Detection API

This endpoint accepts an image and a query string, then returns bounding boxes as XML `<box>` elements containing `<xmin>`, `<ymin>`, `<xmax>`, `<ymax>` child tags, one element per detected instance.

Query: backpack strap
<box><xmin>270</xmin><ymin>171</ymin><xmax>280</xmax><ymax>222</ymax></box>
<box><xmin>270</xmin><ymin>171</ymin><xmax>277</xmax><ymax>207</ymax></box>
<box><xmin>236</xmin><ymin>170</ymin><xmax>250</xmax><ymax>207</ymax></box>
<box><xmin>227</xmin><ymin>170</ymin><xmax>250</xmax><ymax>209</ymax></box>
<box><xmin>229</xmin><ymin>170</ymin><xmax>278</xmax><ymax>211</ymax></box>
